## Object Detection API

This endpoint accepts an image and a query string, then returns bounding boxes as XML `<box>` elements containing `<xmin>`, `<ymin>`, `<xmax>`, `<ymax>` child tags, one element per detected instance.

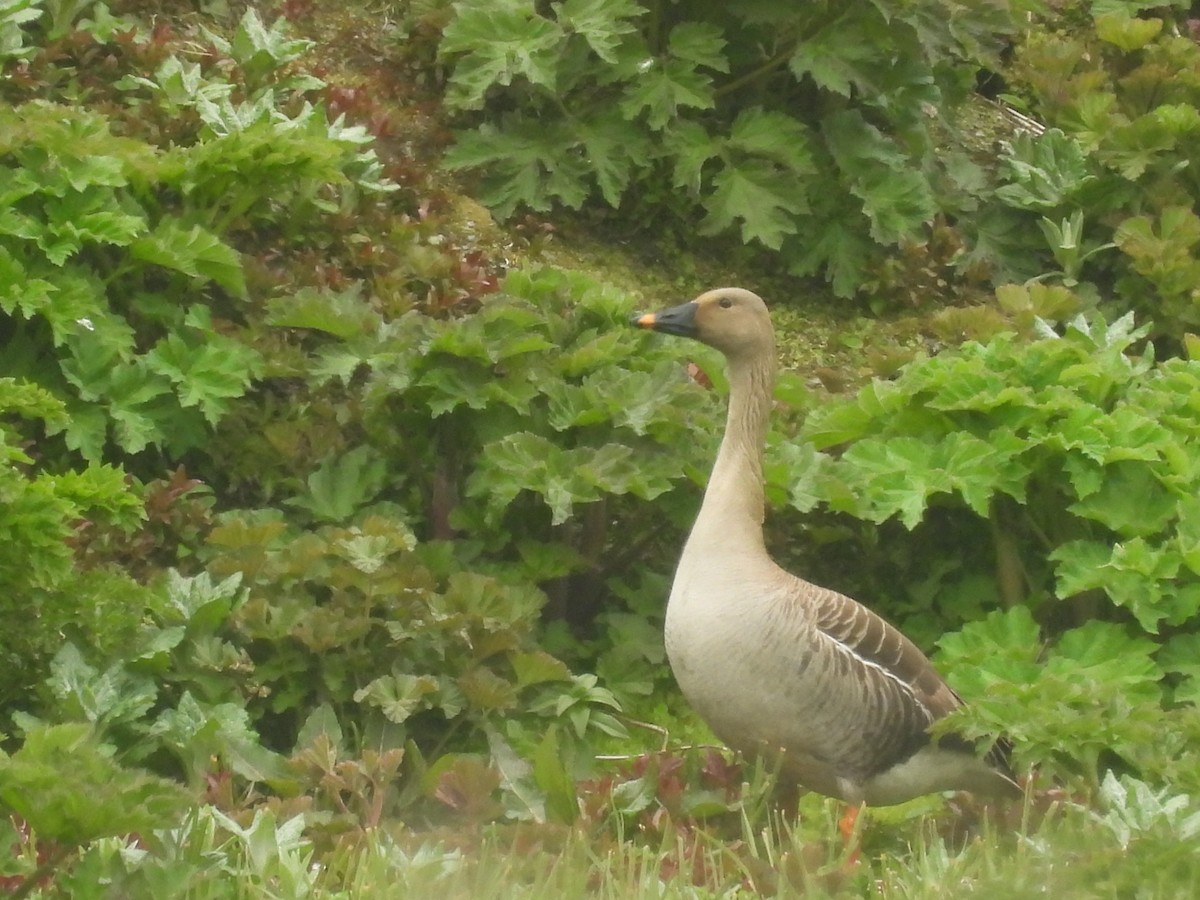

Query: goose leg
<box><xmin>838</xmin><ymin>803</ymin><xmax>864</xmax><ymax>867</ymax></box>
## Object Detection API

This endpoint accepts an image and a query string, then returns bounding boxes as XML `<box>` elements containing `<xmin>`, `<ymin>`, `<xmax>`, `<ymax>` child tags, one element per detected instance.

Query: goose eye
<box><xmin>718</xmin><ymin>297</ymin><xmax>733</xmax><ymax>309</ymax></box>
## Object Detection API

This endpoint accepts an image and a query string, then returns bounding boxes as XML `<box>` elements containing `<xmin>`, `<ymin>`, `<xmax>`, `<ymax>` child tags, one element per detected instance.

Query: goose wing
<box><xmin>809</xmin><ymin>586</ymin><xmax>960</xmax><ymax>718</ymax></box>
<box><xmin>807</xmin><ymin>585</ymin><xmax>1015</xmax><ymax>779</ymax></box>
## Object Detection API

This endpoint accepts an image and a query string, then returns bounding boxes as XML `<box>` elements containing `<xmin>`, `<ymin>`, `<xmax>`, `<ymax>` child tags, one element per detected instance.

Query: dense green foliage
<box><xmin>438</xmin><ymin>0</ymin><xmax>1021</xmax><ymax>297</ymax></box>
<box><xmin>802</xmin><ymin>313</ymin><xmax>1200</xmax><ymax>788</ymax></box>
<box><xmin>0</xmin><ymin>2</ymin><xmax>393</xmax><ymax>460</ymax></box>
<box><xmin>3</xmin><ymin>0</ymin><xmax>1200</xmax><ymax>896</ymax></box>
<box><xmin>976</xmin><ymin>0</ymin><xmax>1200</xmax><ymax>341</ymax></box>
<box><xmin>0</xmin><ymin>378</ymin><xmax>147</xmax><ymax>708</ymax></box>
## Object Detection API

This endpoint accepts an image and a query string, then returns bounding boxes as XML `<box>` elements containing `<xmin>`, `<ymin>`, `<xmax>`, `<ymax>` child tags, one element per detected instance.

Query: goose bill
<box><xmin>631</xmin><ymin>301</ymin><xmax>699</xmax><ymax>337</ymax></box>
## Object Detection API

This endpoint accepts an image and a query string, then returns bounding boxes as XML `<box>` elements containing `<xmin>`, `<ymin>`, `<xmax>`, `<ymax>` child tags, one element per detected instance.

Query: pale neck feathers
<box><xmin>685</xmin><ymin>346</ymin><xmax>776</xmax><ymax>559</ymax></box>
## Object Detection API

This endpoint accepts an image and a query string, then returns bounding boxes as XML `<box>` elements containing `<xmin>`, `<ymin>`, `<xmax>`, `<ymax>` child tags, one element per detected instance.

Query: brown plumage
<box><xmin>634</xmin><ymin>288</ymin><xmax>1018</xmax><ymax>806</ymax></box>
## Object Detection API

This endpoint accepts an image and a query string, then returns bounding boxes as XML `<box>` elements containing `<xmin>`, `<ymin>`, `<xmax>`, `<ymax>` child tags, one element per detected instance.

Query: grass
<box><xmin>326</xmin><ymin>792</ymin><xmax>1200</xmax><ymax>899</ymax></box>
<box><xmin>35</xmin><ymin>775</ymin><xmax>1198</xmax><ymax>898</ymax></box>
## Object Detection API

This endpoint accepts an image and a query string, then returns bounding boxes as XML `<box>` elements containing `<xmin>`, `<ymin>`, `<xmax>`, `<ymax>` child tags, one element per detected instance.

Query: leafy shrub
<box><xmin>0</xmin><ymin>2</ymin><xmax>419</xmax><ymax>734</ymax></box>
<box><xmin>437</xmin><ymin>0</ymin><xmax>1018</xmax><ymax>296</ymax></box>
<box><xmin>235</xmin><ymin>266</ymin><xmax>726</xmax><ymax>634</ymax></box>
<box><xmin>0</xmin><ymin>723</ymin><xmax>190</xmax><ymax>847</ymax></box>
<box><xmin>202</xmin><ymin>513</ymin><xmax>572</xmax><ymax>754</ymax></box>
<box><xmin>799</xmin><ymin>312</ymin><xmax>1200</xmax><ymax>788</ymax></box>
<box><xmin>0</xmin><ymin>100</ymin><xmax>252</xmax><ymax>459</ymax></box>
<box><xmin>0</xmin><ymin>8</ymin><xmax>397</xmax><ymax>462</ymax></box>
<box><xmin>150</xmin><ymin>267</ymin><xmax>734</xmax><ymax>780</ymax></box>
<box><xmin>980</xmin><ymin>3</ymin><xmax>1200</xmax><ymax>341</ymax></box>
<box><xmin>0</xmin><ymin>377</ymin><xmax>148</xmax><ymax>710</ymax></box>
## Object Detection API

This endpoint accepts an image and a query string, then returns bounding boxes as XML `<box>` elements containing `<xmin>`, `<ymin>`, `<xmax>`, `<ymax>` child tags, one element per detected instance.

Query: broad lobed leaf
<box><xmin>439</xmin><ymin>0</ymin><xmax>563</xmax><ymax>109</ymax></box>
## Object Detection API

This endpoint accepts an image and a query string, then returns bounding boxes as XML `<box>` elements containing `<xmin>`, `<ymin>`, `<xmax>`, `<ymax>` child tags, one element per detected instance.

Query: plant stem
<box><xmin>990</xmin><ymin>498</ymin><xmax>1027</xmax><ymax>608</ymax></box>
<box><xmin>11</xmin><ymin>844</ymin><xmax>72</xmax><ymax>900</ymax></box>
<box><xmin>714</xmin><ymin>45</ymin><xmax>796</xmax><ymax>100</ymax></box>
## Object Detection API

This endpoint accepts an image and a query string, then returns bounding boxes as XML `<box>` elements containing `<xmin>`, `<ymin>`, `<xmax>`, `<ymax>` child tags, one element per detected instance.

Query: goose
<box><xmin>633</xmin><ymin>287</ymin><xmax>1019</xmax><ymax>807</ymax></box>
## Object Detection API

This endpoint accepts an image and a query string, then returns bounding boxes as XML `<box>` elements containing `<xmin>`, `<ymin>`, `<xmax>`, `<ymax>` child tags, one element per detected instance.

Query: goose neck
<box><xmin>691</xmin><ymin>350</ymin><xmax>774</xmax><ymax>550</ymax></box>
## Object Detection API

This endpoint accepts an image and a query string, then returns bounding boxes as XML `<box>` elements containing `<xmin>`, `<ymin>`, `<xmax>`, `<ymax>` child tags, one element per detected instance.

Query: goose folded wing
<box><xmin>808</xmin><ymin>585</ymin><xmax>1015</xmax><ymax>776</ymax></box>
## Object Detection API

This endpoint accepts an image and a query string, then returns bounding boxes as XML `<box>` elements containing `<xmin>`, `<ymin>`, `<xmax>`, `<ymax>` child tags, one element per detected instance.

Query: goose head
<box><xmin>632</xmin><ymin>287</ymin><xmax>773</xmax><ymax>361</ymax></box>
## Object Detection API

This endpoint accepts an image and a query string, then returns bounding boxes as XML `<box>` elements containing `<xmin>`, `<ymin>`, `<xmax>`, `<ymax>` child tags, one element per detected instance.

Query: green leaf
<box><xmin>295</xmin><ymin>705</ymin><xmax>343</xmax><ymax>753</ymax></box>
<box><xmin>575</xmin><ymin>109</ymin><xmax>649</xmax><ymax>206</ymax></box>
<box><xmin>803</xmin><ymin>380</ymin><xmax>904</xmax><ymax>447</ymax></box>
<box><xmin>1052</xmin><ymin>538</ymin><xmax>1183</xmax><ymax>632</ymax></box>
<box><xmin>611</xmin><ymin>769</ymin><xmax>657</xmax><ymax>816</ymax></box>
<box><xmin>842</xmin><ymin>438</ymin><xmax>942</xmax><ymax>528</ymax></box>
<box><xmin>153</xmin><ymin>692</ymin><xmax>287</xmax><ymax>785</ymax></box>
<box><xmin>469</xmin><ymin>432</ymin><xmax>676</xmax><ymax>525</ymax></box>
<box><xmin>354</xmin><ymin>673</ymin><xmax>439</xmax><ymax>724</ymax></box>
<box><xmin>48</xmin><ymin>643</ymin><xmax>157</xmax><ymax>726</ymax></box>
<box><xmin>475</xmin><ymin>300</ymin><xmax>558</xmax><ymax>360</ymax></box>
<box><xmin>1053</xmin><ymin>620</ymin><xmax>1159</xmax><ymax>678</ymax></box>
<box><xmin>1159</xmin><ymin>633</ymin><xmax>1200</xmax><ymax>704</ymax></box>
<box><xmin>923</xmin><ymin>373</ymin><xmax>1033</xmax><ymax>414</ymax></box>
<box><xmin>510</xmin><ymin>649</ymin><xmax>571</xmax><ymax>687</ymax></box>
<box><xmin>768</xmin><ymin>439</ymin><xmax>829</xmax><ymax>513</ymax></box>
<box><xmin>1175</xmin><ymin>497</ymin><xmax>1200</xmax><ymax>576</ymax></box>
<box><xmin>266</xmin><ymin>284</ymin><xmax>381</xmax><ymax>339</ymax></box>
<box><xmin>726</xmin><ymin>108</ymin><xmax>814</xmax><ymax>175</ymax></box>
<box><xmin>0</xmin><ymin>724</ymin><xmax>189</xmax><ymax>846</ymax></box>
<box><xmin>127</xmin><ymin>626</ymin><xmax>187</xmax><ymax>672</ymax></box>
<box><xmin>824</xmin><ymin>110</ymin><xmax>934</xmax><ymax>241</ymax></box>
<box><xmin>418</xmin><ymin>361</ymin><xmax>541</xmax><ymax>416</ymax></box>
<box><xmin>554</xmin><ymin>0</ymin><xmax>641</xmax><ymax>64</ymax></box>
<box><xmin>3</xmin><ymin>264</ymin><xmax>110</xmax><ymax>348</ymax></box>
<box><xmin>53</xmin><ymin>460</ymin><xmax>144</xmax><ymax>523</ymax></box>
<box><xmin>130</xmin><ymin>222</ymin><xmax>247</xmax><ymax>297</ymax></box>
<box><xmin>1051</xmin><ymin>539</ymin><xmax>1114</xmax><ymax>598</ymax></box>
<box><xmin>942</xmin><ymin>430</ymin><xmax>1028</xmax><ymax>516</ymax></box>
<box><xmin>1115</xmin><ymin>207</ymin><xmax>1200</xmax><ymax>300</ymax></box>
<box><xmin>1094</xmin><ymin>13</ymin><xmax>1163</xmax><ymax>52</ymax></box>
<box><xmin>143</xmin><ymin>326</ymin><xmax>261</xmax><ymax>424</ymax></box>
<box><xmin>701</xmin><ymin>159</ymin><xmax>806</xmax><ymax>249</ymax></box>
<box><xmin>532</xmin><ymin>725</ymin><xmax>577</xmax><ymax>824</ymax></box>
<box><xmin>60</xmin><ymin>403</ymin><xmax>109</xmax><ymax>461</ymax></box>
<box><xmin>665</xmin><ymin>21</ymin><xmax>727</xmax><ymax>73</ymax></box>
<box><xmin>459</xmin><ymin>667</ymin><xmax>517</xmax><ymax>710</ymax></box>
<box><xmin>119</xmin><ymin>55</ymin><xmax>234</xmax><ymax>112</ymax></box>
<box><xmin>937</xmin><ymin>606</ymin><xmax>1043</xmax><ymax>686</ymax></box>
<box><xmin>996</xmin><ymin>129</ymin><xmax>1096</xmax><ymax>210</ymax></box>
<box><xmin>444</xmin><ymin>120</ymin><xmax>590</xmax><ymax>217</ymax></box>
<box><xmin>0</xmin><ymin>0</ymin><xmax>43</xmax><ymax>61</ymax></box>
<box><xmin>605</xmin><ymin>365</ymin><xmax>695</xmax><ymax>436</ymax></box>
<box><xmin>485</xmin><ymin>726</ymin><xmax>545</xmax><ymax>822</ymax></box>
<box><xmin>165</xmin><ymin>570</ymin><xmax>245</xmax><ymax>633</ymax></box>
<box><xmin>787</xmin><ymin>212</ymin><xmax>874</xmax><ymax>298</ymax></box>
<box><xmin>439</xmin><ymin>570</ymin><xmax>545</xmax><ymax>630</ymax></box>
<box><xmin>288</xmin><ymin>445</ymin><xmax>388</xmax><ymax>523</ymax></box>
<box><xmin>619</xmin><ymin>26</ymin><xmax>720</xmax><ymax>130</ymax></box>
<box><xmin>669</xmin><ymin>120</ymin><xmax>720</xmax><ymax>194</ymax></box>
<box><xmin>0</xmin><ymin>376</ymin><xmax>67</xmax><ymax>428</ymax></box>
<box><xmin>224</xmin><ymin>7</ymin><xmax>315</xmax><ymax>85</ymax></box>
<box><xmin>1069</xmin><ymin>463</ymin><xmax>1176</xmax><ymax>537</ymax></box>
<box><xmin>1152</xmin><ymin>103</ymin><xmax>1200</xmax><ymax>138</ymax></box>
<box><xmin>64</xmin><ymin>209</ymin><xmax>145</xmax><ymax>247</ymax></box>
<box><xmin>336</xmin><ymin>526</ymin><xmax>417</xmax><ymax>574</ymax></box>
<box><xmin>788</xmin><ymin>14</ymin><xmax>883</xmax><ymax>97</ymax></box>
<box><xmin>441</xmin><ymin>0</ymin><xmax>563</xmax><ymax>110</ymax></box>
